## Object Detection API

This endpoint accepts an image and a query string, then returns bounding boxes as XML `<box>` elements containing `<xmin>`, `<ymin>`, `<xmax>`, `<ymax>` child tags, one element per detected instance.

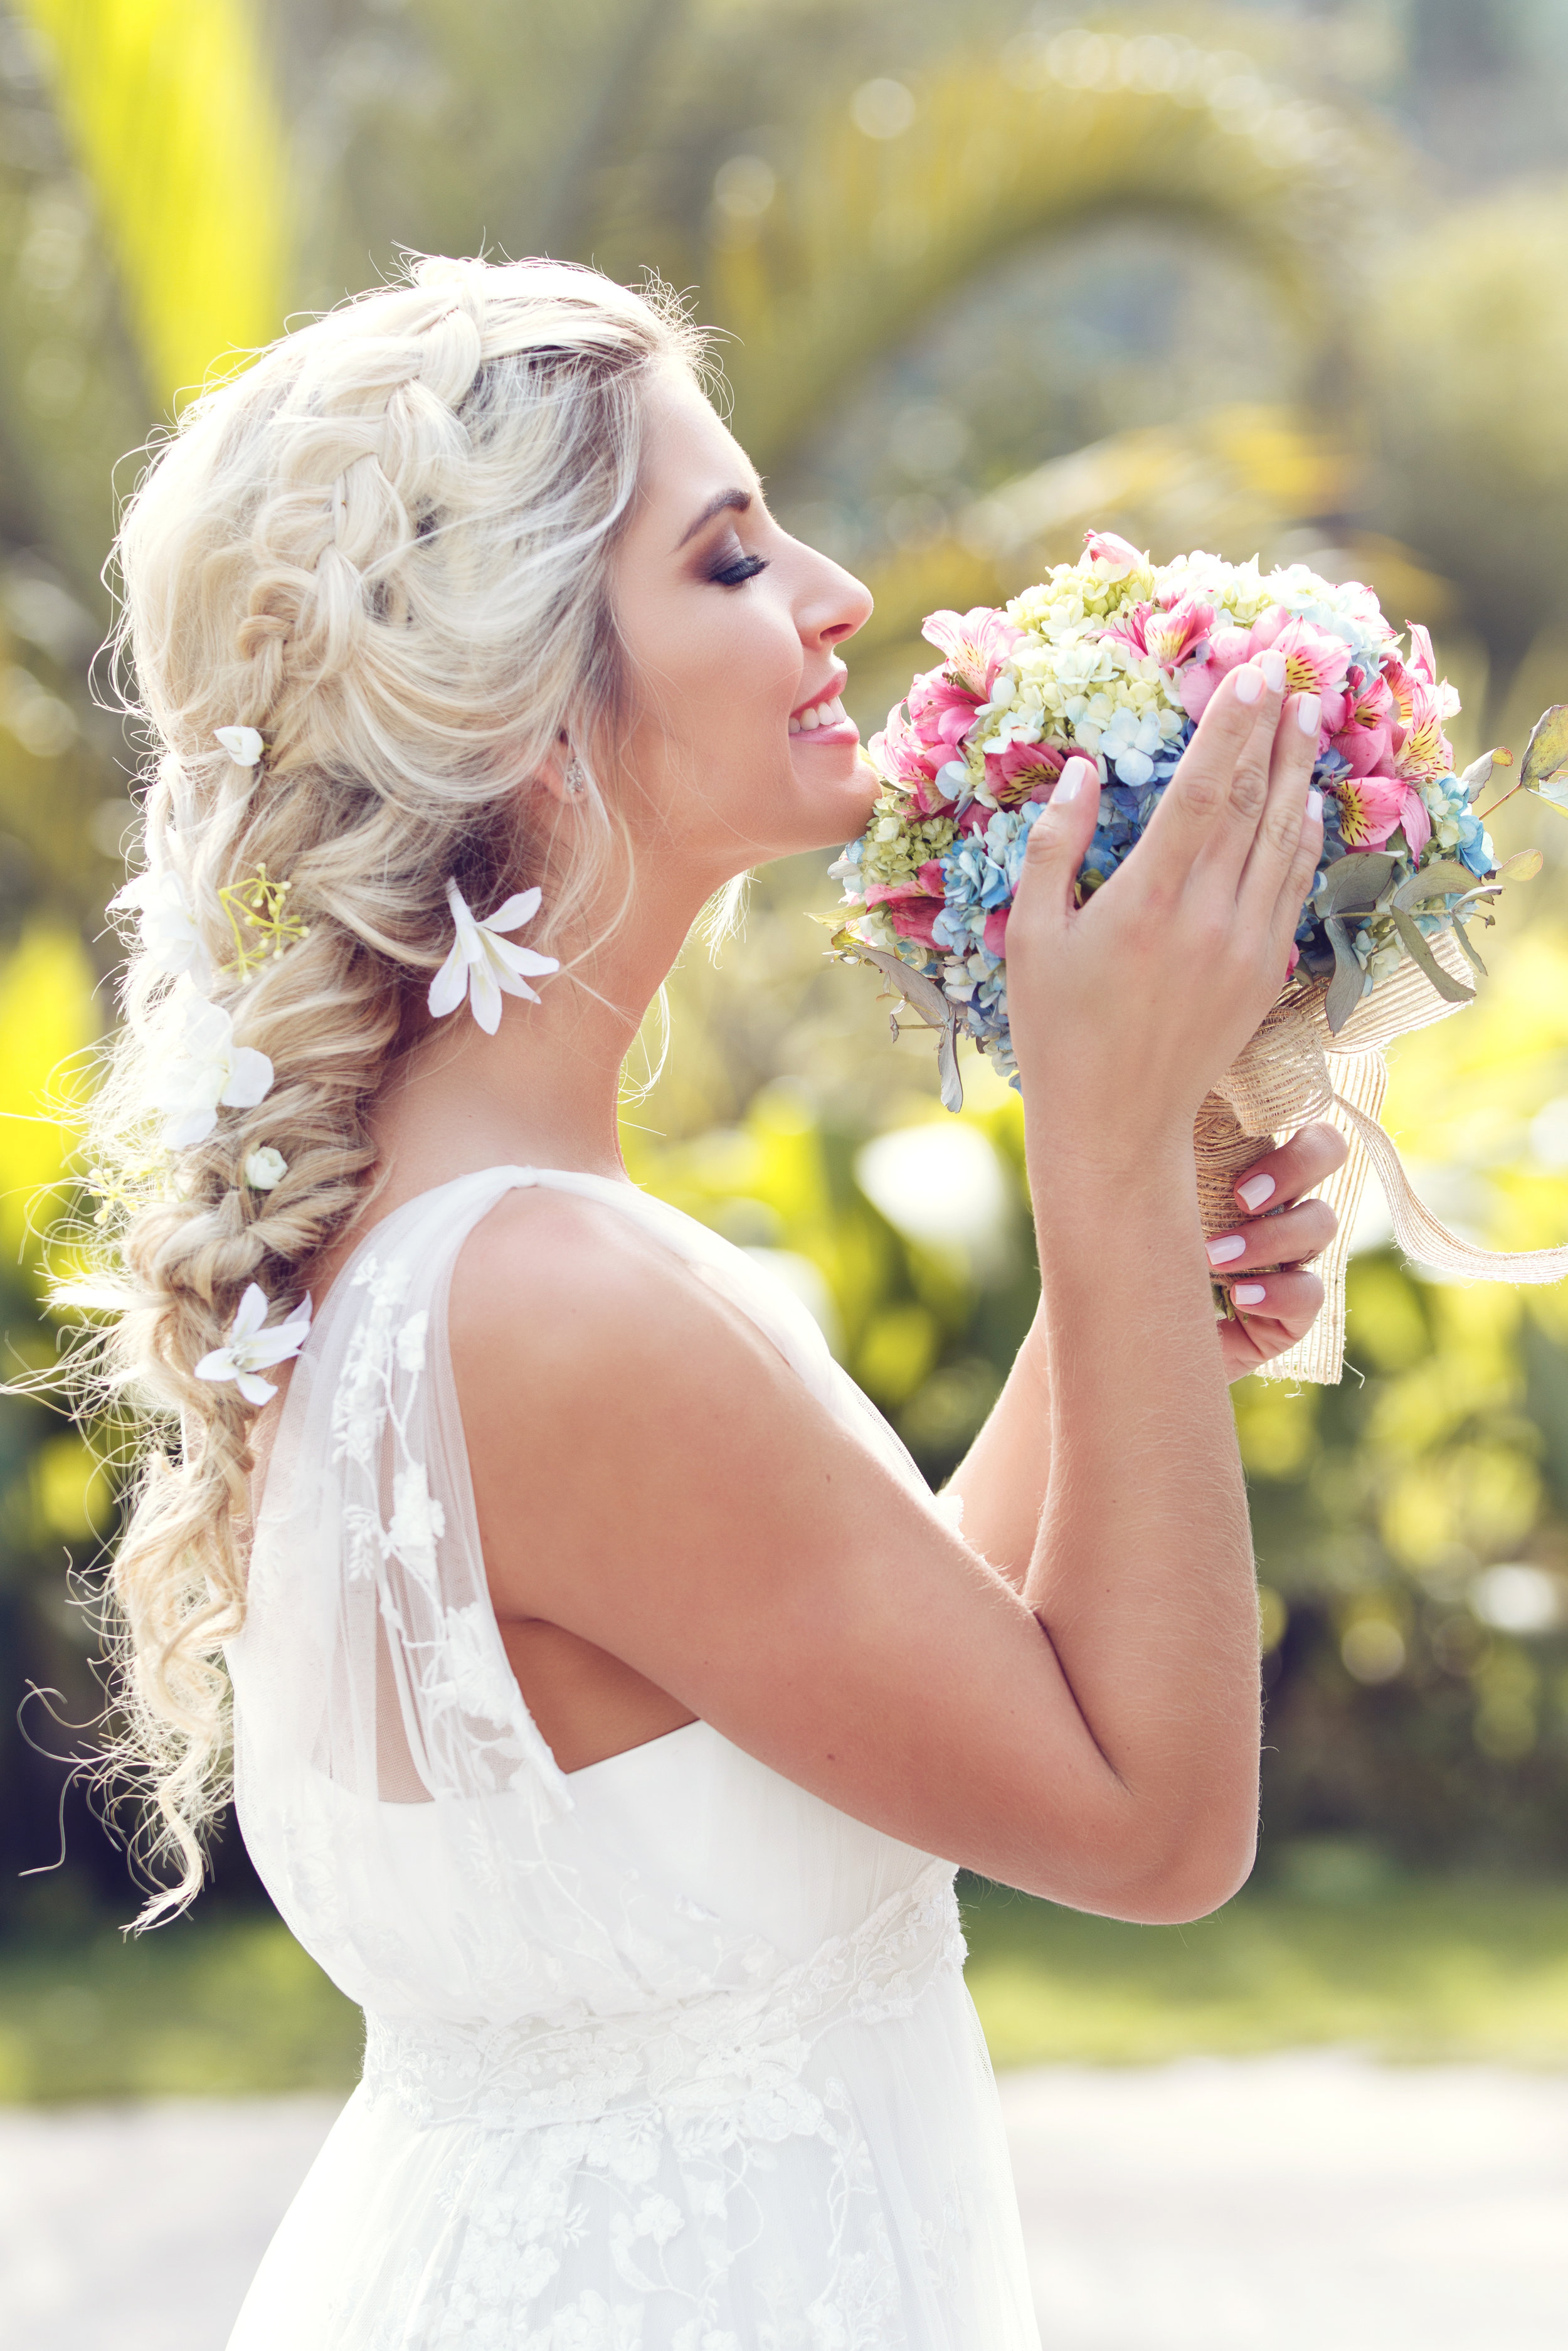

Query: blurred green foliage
<box><xmin>4</xmin><ymin>0</ymin><xmax>1568</xmax><ymax>1935</ymax></box>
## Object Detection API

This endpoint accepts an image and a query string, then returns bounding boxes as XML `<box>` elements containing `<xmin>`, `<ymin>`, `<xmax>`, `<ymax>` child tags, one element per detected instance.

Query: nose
<box><xmin>797</xmin><ymin>548</ymin><xmax>873</xmax><ymax>650</ymax></box>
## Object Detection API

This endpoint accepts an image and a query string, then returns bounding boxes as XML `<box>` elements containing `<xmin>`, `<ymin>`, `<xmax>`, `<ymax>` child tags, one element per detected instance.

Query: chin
<box><xmin>783</xmin><ymin>744</ymin><xmax>881</xmax><ymax>853</ymax></box>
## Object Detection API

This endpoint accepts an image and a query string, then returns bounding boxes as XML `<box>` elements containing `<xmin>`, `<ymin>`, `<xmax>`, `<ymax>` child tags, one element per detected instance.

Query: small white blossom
<box><xmin>428</xmin><ymin>878</ymin><xmax>559</xmax><ymax>1036</ymax></box>
<box><xmin>441</xmin><ymin>1601</ymin><xmax>522</xmax><ymax>1727</ymax></box>
<box><xmin>242</xmin><ymin>1145</ymin><xmax>287</xmax><ymax>1189</ymax></box>
<box><xmin>194</xmin><ymin>1283</ymin><xmax>311</xmax><ymax>1406</ymax></box>
<box><xmin>214</xmin><ymin>725</ymin><xmax>264</xmax><ymax>765</ymax></box>
<box><xmin>387</xmin><ymin>1461</ymin><xmax>446</xmax><ymax>1581</ymax></box>
<box><xmin>395</xmin><ymin>1311</ymin><xmax>428</xmax><ymax>1373</ymax></box>
<box><xmin>150</xmin><ymin>986</ymin><xmax>274</xmax><ymax>1149</ymax></box>
<box><xmin>112</xmin><ymin>866</ymin><xmax>209</xmax><ymax>985</ymax></box>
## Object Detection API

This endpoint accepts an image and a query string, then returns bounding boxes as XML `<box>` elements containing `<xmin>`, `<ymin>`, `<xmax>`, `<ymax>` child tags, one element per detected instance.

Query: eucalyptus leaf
<box><xmin>936</xmin><ymin>1023</ymin><xmax>965</xmax><ymax>1115</ymax></box>
<box><xmin>1520</xmin><ymin>704</ymin><xmax>1568</xmax><ymax>797</ymax></box>
<box><xmin>1391</xmin><ymin>859</ymin><xmax>1480</xmax><ymax>909</ymax></box>
<box><xmin>1313</xmin><ymin>851</ymin><xmax>1399</xmax><ymax>919</ymax></box>
<box><xmin>1450</xmin><ymin>918</ymin><xmax>1488</xmax><ymax>979</ymax></box>
<box><xmin>1324</xmin><ymin>917</ymin><xmax>1366</xmax><ymax>1035</ymax></box>
<box><xmin>1460</xmin><ymin>746</ymin><xmax>1508</xmax><ymax>793</ymax></box>
<box><xmin>1390</xmin><ymin>908</ymin><xmax>1475</xmax><ymax>1004</ymax></box>
<box><xmin>849</xmin><ymin>942</ymin><xmax>965</xmax><ymax>1112</ymax></box>
<box><xmin>1497</xmin><ymin>847</ymin><xmax>1544</xmax><ymax>881</ymax></box>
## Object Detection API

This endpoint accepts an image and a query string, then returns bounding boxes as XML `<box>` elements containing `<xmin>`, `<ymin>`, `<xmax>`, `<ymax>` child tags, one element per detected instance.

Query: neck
<box><xmin>370</xmin><ymin>843</ymin><xmax>719</xmax><ymax>1193</ymax></box>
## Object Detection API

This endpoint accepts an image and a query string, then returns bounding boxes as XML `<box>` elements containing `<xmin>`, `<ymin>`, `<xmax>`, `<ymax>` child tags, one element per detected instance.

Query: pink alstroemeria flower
<box><xmin>870</xmin><ymin>669</ymin><xmax>980</xmax><ymax>811</ymax></box>
<box><xmin>1330</xmin><ymin>666</ymin><xmax>1397</xmax><ymax>775</ymax></box>
<box><xmin>1332</xmin><ymin>773</ymin><xmax>1406</xmax><ymax>849</ymax></box>
<box><xmin>1101</xmin><ymin>596</ymin><xmax>1214</xmax><ymax>674</ymax></box>
<box><xmin>1392</xmin><ymin>679</ymin><xmax>1457</xmax><ymax>787</ymax></box>
<box><xmin>869</xmin><ymin>882</ymin><xmax>943</xmax><ymax>951</ymax></box>
<box><xmin>922</xmin><ymin>606</ymin><xmax>1021</xmax><ymax>699</ymax></box>
<box><xmin>1397</xmin><ymin>785</ymin><xmax>1432</xmax><ymax>859</ymax></box>
<box><xmin>983</xmin><ymin>737</ymin><xmax>1066</xmax><ymax>804</ymax></box>
<box><xmin>1083</xmin><ymin>527</ymin><xmax>1145</xmax><ymax>581</ymax></box>
<box><xmin>1249</xmin><ymin>609</ymin><xmax>1353</xmax><ymax>732</ymax></box>
<box><xmin>1177</xmin><ymin>625</ymin><xmax>1253</xmax><ymax>720</ymax></box>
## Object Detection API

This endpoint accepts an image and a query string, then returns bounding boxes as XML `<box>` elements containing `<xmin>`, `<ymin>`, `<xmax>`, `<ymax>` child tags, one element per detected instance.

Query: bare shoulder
<box><xmin>447</xmin><ymin>1183</ymin><xmax>787</xmax><ymax>1416</ymax></box>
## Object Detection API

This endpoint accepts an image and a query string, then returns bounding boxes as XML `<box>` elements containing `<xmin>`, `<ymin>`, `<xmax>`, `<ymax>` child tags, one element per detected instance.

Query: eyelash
<box><xmin>709</xmin><ymin>553</ymin><xmax>769</xmax><ymax>588</ymax></box>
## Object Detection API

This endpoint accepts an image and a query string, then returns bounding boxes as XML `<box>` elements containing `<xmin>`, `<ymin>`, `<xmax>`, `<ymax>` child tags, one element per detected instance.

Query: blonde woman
<box><xmin>87</xmin><ymin>257</ymin><xmax>1342</xmax><ymax>2347</ymax></box>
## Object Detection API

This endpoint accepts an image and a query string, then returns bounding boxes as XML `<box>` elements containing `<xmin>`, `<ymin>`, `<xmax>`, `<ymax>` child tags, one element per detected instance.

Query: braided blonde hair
<box><xmin>74</xmin><ymin>255</ymin><xmax>706</xmax><ymax>1920</ymax></box>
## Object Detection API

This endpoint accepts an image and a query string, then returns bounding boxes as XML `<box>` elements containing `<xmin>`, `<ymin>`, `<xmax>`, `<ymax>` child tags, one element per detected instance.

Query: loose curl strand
<box><xmin>66</xmin><ymin>255</ymin><xmax>707</xmax><ymax>1921</ymax></box>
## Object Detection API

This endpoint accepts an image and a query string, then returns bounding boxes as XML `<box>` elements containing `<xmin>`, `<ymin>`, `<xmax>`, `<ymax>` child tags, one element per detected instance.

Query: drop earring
<box><xmin>563</xmin><ymin>756</ymin><xmax>586</xmax><ymax>797</ymax></box>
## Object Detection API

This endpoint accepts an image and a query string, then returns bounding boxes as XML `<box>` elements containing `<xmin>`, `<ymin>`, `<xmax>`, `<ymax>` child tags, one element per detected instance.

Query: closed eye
<box><xmin>710</xmin><ymin>553</ymin><xmax>770</xmax><ymax>588</ymax></box>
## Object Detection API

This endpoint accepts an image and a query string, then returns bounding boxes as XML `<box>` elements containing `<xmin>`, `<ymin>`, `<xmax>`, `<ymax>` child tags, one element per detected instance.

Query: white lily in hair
<box><xmin>428</xmin><ymin>878</ymin><xmax>559</xmax><ymax>1036</ymax></box>
<box><xmin>151</xmin><ymin>984</ymin><xmax>275</xmax><ymax>1149</ymax></box>
<box><xmin>112</xmin><ymin>865</ymin><xmax>210</xmax><ymax>986</ymax></box>
<box><xmin>194</xmin><ymin>1283</ymin><xmax>312</xmax><ymax>1406</ymax></box>
<box><xmin>215</xmin><ymin>725</ymin><xmax>265</xmax><ymax>765</ymax></box>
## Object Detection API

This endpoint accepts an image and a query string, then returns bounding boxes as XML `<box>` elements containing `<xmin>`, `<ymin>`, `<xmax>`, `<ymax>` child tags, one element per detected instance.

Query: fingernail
<box><xmin>1307</xmin><ymin>786</ymin><xmax>1323</xmax><ymax>819</ymax></box>
<box><xmin>1259</xmin><ymin>649</ymin><xmax>1287</xmax><ymax>693</ymax></box>
<box><xmin>1206</xmin><ymin>1233</ymin><xmax>1247</xmax><ymax>1266</ymax></box>
<box><xmin>1054</xmin><ymin>756</ymin><xmax>1093</xmax><ymax>807</ymax></box>
<box><xmin>1237</xmin><ymin>1172</ymin><xmax>1276</xmax><ymax>1211</ymax></box>
<box><xmin>1233</xmin><ymin>1283</ymin><xmax>1268</xmax><ymax>1307</ymax></box>
<box><xmin>1297</xmin><ymin>691</ymin><xmax>1321</xmax><ymax>736</ymax></box>
<box><xmin>1234</xmin><ymin>666</ymin><xmax>1264</xmax><ymax>705</ymax></box>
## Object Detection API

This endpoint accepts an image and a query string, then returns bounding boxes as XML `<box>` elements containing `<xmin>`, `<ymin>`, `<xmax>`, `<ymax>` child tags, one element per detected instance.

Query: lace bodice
<box><xmin>225</xmin><ymin>1168</ymin><xmax>1041</xmax><ymax>2349</ymax></box>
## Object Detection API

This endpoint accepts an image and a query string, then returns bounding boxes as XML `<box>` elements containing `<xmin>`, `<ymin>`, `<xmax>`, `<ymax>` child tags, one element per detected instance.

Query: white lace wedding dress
<box><xmin>225</xmin><ymin>1166</ymin><xmax>1041</xmax><ymax>2348</ymax></box>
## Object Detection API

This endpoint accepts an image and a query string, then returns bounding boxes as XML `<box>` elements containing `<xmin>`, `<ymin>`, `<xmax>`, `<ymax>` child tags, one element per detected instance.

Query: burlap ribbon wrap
<box><xmin>1195</xmin><ymin>932</ymin><xmax>1568</xmax><ymax>1384</ymax></box>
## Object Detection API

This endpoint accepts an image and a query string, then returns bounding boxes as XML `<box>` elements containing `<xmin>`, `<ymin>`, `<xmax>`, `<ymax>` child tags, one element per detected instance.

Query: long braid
<box><xmin>71</xmin><ymin>257</ymin><xmax>706</xmax><ymax>1919</ymax></box>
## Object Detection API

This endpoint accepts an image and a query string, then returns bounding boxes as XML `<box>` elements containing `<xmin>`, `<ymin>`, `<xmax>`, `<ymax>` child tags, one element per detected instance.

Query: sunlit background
<box><xmin>3</xmin><ymin>0</ymin><xmax>1568</xmax><ymax>2136</ymax></box>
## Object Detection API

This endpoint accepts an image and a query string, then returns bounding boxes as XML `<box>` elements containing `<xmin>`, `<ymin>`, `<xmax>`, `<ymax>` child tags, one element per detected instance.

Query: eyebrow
<box><xmin>677</xmin><ymin>487</ymin><xmax>752</xmax><ymax>548</ymax></box>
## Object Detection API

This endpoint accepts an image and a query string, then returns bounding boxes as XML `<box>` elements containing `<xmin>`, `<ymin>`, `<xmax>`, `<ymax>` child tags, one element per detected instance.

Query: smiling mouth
<box><xmin>788</xmin><ymin>692</ymin><xmax>851</xmax><ymax>736</ymax></box>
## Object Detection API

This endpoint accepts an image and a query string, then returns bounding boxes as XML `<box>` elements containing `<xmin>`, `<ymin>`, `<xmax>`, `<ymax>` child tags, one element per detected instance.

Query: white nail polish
<box><xmin>1054</xmin><ymin>758</ymin><xmax>1091</xmax><ymax>806</ymax></box>
<box><xmin>1233</xmin><ymin>1283</ymin><xmax>1267</xmax><ymax>1307</ymax></box>
<box><xmin>1260</xmin><ymin>649</ymin><xmax>1287</xmax><ymax>692</ymax></box>
<box><xmin>1298</xmin><ymin>691</ymin><xmax>1322</xmax><ymax>736</ymax></box>
<box><xmin>1237</xmin><ymin>1173</ymin><xmax>1276</xmax><ymax>1211</ymax></box>
<box><xmin>1206</xmin><ymin>1233</ymin><xmax>1247</xmax><ymax>1265</ymax></box>
<box><xmin>1307</xmin><ymin>787</ymin><xmax>1323</xmax><ymax>820</ymax></box>
<box><xmin>1234</xmin><ymin>666</ymin><xmax>1264</xmax><ymax>704</ymax></box>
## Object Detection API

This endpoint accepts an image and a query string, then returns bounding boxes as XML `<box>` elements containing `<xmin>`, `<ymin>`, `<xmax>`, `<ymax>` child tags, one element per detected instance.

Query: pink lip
<box><xmin>788</xmin><ymin>666</ymin><xmax>849</xmax><ymax>723</ymax></box>
<box><xmin>790</xmin><ymin>714</ymin><xmax>860</xmax><ymax>747</ymax></box>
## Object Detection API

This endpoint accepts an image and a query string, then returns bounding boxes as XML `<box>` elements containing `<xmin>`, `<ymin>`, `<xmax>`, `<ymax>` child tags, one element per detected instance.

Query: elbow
<box><xmin>1106</xmin><ymin>1804</ymin><xmax>1259</xmax><ymax>1926</ymax></box>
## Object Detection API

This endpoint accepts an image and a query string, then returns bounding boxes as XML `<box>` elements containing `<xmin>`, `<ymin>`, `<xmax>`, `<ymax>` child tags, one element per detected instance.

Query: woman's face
<box><xmin>610</xmin><ymin>364</ymin><xmax>877</xmax><ymax>878</ymax></box>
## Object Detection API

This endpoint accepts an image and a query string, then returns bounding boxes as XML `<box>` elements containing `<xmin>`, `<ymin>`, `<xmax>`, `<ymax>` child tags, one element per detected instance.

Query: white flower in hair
<box><xmin>428</xmin><ymin>878</ymin><xmax>559</xmax><ymax>1036</ymax></box>
<box><xmin>243</xmin><ymin>1145</ymin><xmax>287</xmax><ymax>1190</ymax></box>
<box><xmin>215</xmin><ymin>726</ymin><xmax>265</xmax><ymax>765</ymax></box>
<box><xmin>194</xmin><ymin>1283</ymin><xmax>312</xmax><ymax>1406</ymax></box>
<box><xmin>112</xmin><ymin>866</ymin><xmax>210</xmax><ymax>986</ymax></box>
<box><xmin>151</xmin><ymin>984</ymin><xmax>275</xmax><ymax>1149</ymax></box>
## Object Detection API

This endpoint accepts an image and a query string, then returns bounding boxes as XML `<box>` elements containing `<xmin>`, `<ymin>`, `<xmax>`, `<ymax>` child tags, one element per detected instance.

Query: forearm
<box><xmin>942</xmin><ymin>1303</ymin><xmax>1052</xmax><ymax>1589</ymax></box>
<box><xmin>1022</xmin><ymin>1137</ymin><xmax>1261</xmax><ymax>1899</ymax></box>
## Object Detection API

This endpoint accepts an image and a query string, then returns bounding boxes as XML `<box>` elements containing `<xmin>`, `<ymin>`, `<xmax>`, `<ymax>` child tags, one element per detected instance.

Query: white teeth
<box><xmin>790</xmin><ymin>691</ymin><xmax>847</xmax><ymax>736</ymax></box>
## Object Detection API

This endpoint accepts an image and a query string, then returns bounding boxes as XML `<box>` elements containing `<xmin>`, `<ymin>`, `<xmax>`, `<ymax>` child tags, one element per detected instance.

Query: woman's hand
<box><xmin>1005</xmin><ymin>657</ymin><xmax>1323</xmax><ymax>1184</ymax></box>
<box><xmin>1212</xmin><ymin>1122</ymin><xmax>1349</xmax><ymax>1377</ymax></box>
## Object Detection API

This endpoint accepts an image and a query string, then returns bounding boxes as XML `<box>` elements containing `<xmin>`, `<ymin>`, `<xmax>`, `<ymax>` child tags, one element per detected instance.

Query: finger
<box><xmin>1205</xmin><ymin>1197</ymin><xmax>1337</xmax><ymax>1277</ymax></box>
<box><xmin>1237</xmin><ymin>689</ymin><xmax>1321</xmax><ymax>923</ymax></box>
<box><xmin>1217</xmin><ymin>1269</ymin><xmax>1326</xmax><ymax>1377</ymax></box>
<box><xmin>1134</xmin><ymin>657</ymin><xmax>1285</xmax><ymax>884</ymax></box>
<box><xmin>1012</xmin><ymin>756</ymin><xmax>1101</xmax><ymax>928</ymax></box>
<box><xmin>1231</xmin><ymin>1121</ymin><xmax>1348</xmax><ymax>1216</ymax></box>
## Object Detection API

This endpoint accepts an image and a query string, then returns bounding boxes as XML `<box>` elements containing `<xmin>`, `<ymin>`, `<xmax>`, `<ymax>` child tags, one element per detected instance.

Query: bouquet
<box><xmin>827</xmin><ymin>531</ymin><xmax>1568</xmax><ymax>1382</ymax></box>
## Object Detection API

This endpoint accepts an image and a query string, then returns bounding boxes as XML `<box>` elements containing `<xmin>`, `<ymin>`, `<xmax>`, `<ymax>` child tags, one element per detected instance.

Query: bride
<box><xmin>86</xmin><ymin>255</ymin><xmax>1343</xmax><ymax>2347</ymax></box>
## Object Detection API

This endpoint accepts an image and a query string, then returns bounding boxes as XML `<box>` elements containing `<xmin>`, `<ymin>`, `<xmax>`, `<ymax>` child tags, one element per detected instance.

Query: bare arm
<box><xmin>948</xmin><ymin>1122</ymin><xmax>1350</xmax><ymax>1588</ymax></box>
<box><xmin>455</xmin><ymin>661</ymin><xmax>1322</xmax><ymax>1925</ymax></box>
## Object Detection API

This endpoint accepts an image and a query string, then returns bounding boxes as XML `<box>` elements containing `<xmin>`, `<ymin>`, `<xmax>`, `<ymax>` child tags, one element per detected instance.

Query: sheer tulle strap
<box><xmin>231</xmin><ymin>1165</ymin><xmax>933</xmax><ymax>2023</ymax></box>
